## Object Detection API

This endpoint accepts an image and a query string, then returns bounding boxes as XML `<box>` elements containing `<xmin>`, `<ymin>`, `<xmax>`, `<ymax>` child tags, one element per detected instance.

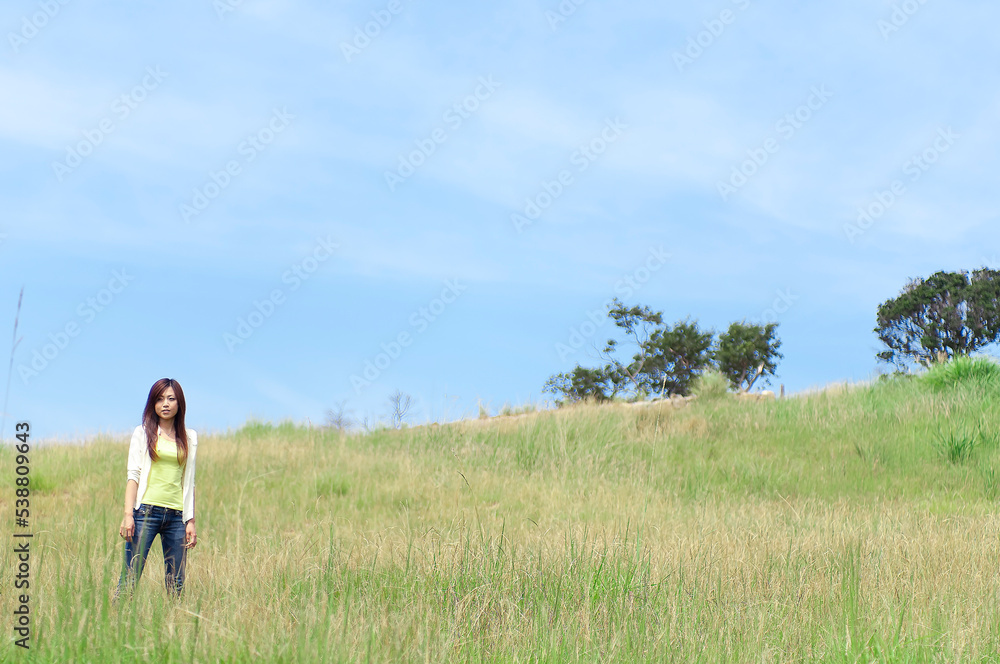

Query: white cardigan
<box><xmin>126</xmin><ymin>425</ymin><xmax>198</xmax><ymax>523</ymax></box>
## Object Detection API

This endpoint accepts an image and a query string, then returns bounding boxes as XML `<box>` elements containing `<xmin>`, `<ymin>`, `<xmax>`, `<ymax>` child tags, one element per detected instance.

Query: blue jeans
<box><xmin>116</xmin><ymin>504</ymin><xmax>187</xmax><ymax>598</ymax></box>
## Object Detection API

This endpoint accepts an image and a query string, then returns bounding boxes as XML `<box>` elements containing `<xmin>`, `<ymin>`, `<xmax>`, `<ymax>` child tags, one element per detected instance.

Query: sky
<box><xmin>1</xmin><ymin>0</ymin><xmax>999</xmax><ymax>442</ymax></box>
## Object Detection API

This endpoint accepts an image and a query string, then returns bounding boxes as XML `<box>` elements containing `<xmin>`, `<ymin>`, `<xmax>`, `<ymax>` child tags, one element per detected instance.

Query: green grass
<box><xmin>5</xmin><ymin>374</ymin><xmax>1000</xmax><ymax>661</ymax></box>
<box><xmin>922</xmin><ymin>354</ymin><xmax>1000</xmax><ymax>390</ymax></box>
<box><xmin>690</xmin><ymin>369</ymin><xmax>731</xmax><ymax>400</ymax></box>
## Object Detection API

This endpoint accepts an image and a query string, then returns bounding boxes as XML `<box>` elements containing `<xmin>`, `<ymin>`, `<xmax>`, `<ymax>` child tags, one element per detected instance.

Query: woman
<box><xmin>115</xmin><ymin>378</ymin><xmax>198</xmax><ymax>598</ymax></box>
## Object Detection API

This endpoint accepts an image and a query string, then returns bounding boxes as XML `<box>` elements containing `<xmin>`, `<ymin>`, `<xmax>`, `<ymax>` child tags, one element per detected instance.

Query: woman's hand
<box><xmin>120</xmin><ymin>514</ymin><xmax>135</xmax><ymax>540</ymax></box>
<box><xmin>185</xmin><ymin>519</ymin><xmax>197</xmax><ymax>549</ymax></box>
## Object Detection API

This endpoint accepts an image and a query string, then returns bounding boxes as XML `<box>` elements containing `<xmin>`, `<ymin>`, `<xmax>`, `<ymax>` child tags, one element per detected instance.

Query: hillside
<box><xmin>4</xmin><ymin>370</ymin><xmax>1000</xmax><ymax>662</ymax></box>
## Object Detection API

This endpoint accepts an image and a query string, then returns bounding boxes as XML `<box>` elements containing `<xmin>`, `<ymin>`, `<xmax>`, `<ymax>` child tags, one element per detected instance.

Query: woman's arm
<box><xmin>120</xmin><ymin>479</ymin><xmax>139</xmax><ymax>538</ymax></box>
<box><xmin>185</xmin><ymin>486</ymin><xmax>197</xmax><ymax>548</ymax></box>
<box><xmin>123</xmin><ymin>479</ymin><xmax>139</xmax><ymax>513</ymax></box>
<box><xmin>120</xmin><ymin>427</ymin><xmax>145</xmax><ymax>539</ymax></box>
<box><xmin>126</xmin><ymin>426</ymin><xmax>144</xmax><ymax>484</ymax></box>
<box><xmin>183</xmin><ymin>430</ymin><xmax>197</xmax><ymax>547</ymax></box>
<box><xmin>181</xmin><ymin>430</ymin><xmax>197</xmax><ymax>523</ymax></box>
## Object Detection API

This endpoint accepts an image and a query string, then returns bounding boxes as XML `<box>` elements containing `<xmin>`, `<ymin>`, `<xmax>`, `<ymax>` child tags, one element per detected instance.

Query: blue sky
<box><xmin>2</xmin><ymin>0</ymin><xmax>999</xmax><ymax>441</ymax></box>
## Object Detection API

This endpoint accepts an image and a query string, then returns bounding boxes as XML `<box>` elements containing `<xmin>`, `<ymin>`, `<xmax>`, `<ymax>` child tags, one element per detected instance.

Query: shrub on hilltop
<box><xmin>690</xmin><ymin>369</ymin><xmax>731</xmax><ymax>400</ymax></box>
<box><xmin>544</xmin><ymin>299</ymin><xmax>782</xmax><ymax>405</ymax></box>
<box><xmin>922</xmin><ymin>355</ymin><xmax>1000</xmax><ymax>390</ymax></box>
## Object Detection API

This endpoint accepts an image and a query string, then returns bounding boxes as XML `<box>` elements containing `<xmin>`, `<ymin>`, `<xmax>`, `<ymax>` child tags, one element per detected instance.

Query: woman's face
<box><xmin>156</xmin><ymin>386</ymin><xmax>178</xmax><ymax>424</ymax></box>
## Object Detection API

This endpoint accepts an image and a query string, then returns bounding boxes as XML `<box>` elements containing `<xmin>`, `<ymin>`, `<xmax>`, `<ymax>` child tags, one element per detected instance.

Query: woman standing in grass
<box><xmin>115</xmin><ymin>378</ymin><xmax>198</xmax><ymax>599</ymax></box>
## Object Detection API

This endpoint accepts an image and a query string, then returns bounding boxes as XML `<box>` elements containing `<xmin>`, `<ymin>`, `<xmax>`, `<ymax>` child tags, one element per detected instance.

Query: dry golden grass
<box><xmin>5</xmin><ymin>376</ymin><xmax>1000</xmax><ymax>661</ymax></box>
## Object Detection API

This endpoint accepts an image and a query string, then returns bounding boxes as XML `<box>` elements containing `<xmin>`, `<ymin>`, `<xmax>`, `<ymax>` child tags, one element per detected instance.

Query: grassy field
<box><xmin>5</xmin><ymin>371</ymin><xmax>1000</xmax><ymax>662</ymax></box>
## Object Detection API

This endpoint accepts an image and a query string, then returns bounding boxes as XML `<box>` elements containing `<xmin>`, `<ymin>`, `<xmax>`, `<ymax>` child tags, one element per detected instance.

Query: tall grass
<box><xmin>922</xmin><ymin>354</ymin><xmax>1000</xmax><ymax>390</ymax></box>
<box><xmin>4</xmin><ymin>375</ymin><xmax>1000</xmax><ymax>661</ymax></box>
<box><xmin>690</xmin><ymin>369</ymin><xmax>730</xmax><ymax>400</ymax></box>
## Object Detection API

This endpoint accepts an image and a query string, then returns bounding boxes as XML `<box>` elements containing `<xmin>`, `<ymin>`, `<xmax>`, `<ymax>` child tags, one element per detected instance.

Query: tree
<box><xmin>323</xmin><ymin>400</ymin><xmax>354</xmax><ymax>432</ymax></box>
<box><xmin>544</xmin><ymin>299</ymin><xmax>716</xmax><ymax>404</ymax></box>
<box><xmin>600</xmin><ymin>300</ymin><xmax>664</xmax><ymax>395</ymax></box>
<box><xmin>640</xmin><ymin>318</ymin><xmax>715</xmax><ymax>396</ymax></box>
<box><xmin>542</xmin><ymin>365</ymin><xmax>618</xmax><ymax>405</ymax></box>
<box><xmin>875</xmin><ymin>268</ymin><xmax>1000</xmax><ymax>369</ymax></box>
<box><xmin>387</xmin><ymin>390</ymin><xmax>413</xmax><ymax>429</ymax></box>
<box><xmin>716</xmin><ymin>321</ymin><xmax>782</xmax><ymax>392</ymax></box>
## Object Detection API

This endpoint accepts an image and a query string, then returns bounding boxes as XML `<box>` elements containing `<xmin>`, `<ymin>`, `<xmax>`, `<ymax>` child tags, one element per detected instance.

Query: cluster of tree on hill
<box><xmin>543</xmin><ymin>299</ymin><xmax>782</xmax><ymax>405</ymax></box>
<box><xmin>875</xmin><ymin>268</ymin><xmax>1000</xmax><ymax>369</ymax></box>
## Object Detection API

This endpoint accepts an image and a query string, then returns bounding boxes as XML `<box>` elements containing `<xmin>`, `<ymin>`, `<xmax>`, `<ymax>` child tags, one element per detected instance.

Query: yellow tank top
<box><xmin>142</xmin><ymin>434</ymin><xmax>183</xmax><ymax>510</ymax></box>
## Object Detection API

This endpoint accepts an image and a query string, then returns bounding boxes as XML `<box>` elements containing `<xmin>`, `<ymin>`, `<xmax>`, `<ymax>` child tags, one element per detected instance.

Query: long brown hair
<box><xmin>141</xmin><ymin>378</ymin><xmax>188</xmax><ymax>466</ymax></box>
